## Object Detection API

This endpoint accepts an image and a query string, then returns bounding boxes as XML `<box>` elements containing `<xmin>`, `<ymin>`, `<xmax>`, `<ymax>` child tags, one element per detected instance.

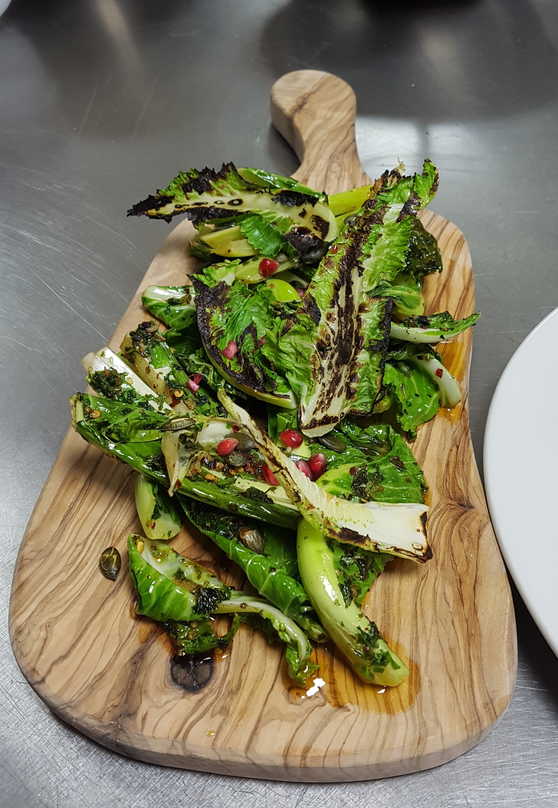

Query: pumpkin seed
<box><xmin>239</xmin><ymin>527</ymin><xmax>264</xmax><ymax>553</ymax></box>
<box><xmin>99</xmin><ymin>546</ymin><xmax>121</xmax><ymax>581</ymax></box>
<box><xmin>227</xmin><ymin>450</ymin><xmax>247</xmax><ymax>467</ymax></box>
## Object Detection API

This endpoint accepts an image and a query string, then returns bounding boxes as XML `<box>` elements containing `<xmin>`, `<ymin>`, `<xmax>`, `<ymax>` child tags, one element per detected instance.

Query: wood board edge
<box><xmin>9</xmin><ymin>210</ymin><xmax>517</xmax><ymax>781</ymax></box>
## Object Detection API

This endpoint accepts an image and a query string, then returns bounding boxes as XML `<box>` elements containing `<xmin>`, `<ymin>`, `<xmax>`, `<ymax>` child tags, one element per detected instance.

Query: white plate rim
<box><xmin>484</xmin><ymin>306</ymin><xmax>558</xmax><ymax>656</ymax></box>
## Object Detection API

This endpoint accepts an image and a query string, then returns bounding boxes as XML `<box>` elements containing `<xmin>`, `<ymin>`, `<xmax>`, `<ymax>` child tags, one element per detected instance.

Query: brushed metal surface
<box><xmin>1</xmin><ymin>1</ymin><xmax>557</xmax><ymax>806</ymax></box>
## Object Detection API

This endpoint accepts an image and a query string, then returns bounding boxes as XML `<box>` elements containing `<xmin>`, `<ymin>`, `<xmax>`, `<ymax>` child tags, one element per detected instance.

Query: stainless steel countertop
<box><xmin>2</xmin><ymin>1</ymin><xmax>558</xmax><ymax>805</ymax></box>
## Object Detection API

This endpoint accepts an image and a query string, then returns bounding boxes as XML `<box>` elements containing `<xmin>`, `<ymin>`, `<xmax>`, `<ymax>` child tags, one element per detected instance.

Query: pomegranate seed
<box><xmin>295</xmin><ymin>460</ymin><xmax>312</xmax><ymax>478</ymax></box>
<box><xmin>435</xmin><ymin>368</ymin><xmax>443</xmax><ymax>378</ymax></box>
<box><xmin>222</xmin><ymin>340</ymin><xmax>238</xmax><ymax>359</ymax></box>
<box><xmin>308</xmin><ymin>453</ymin><xmax>327</xmax><ymax>479</ymax></box>
<box><xmin>261</xmin><ymin>464</ymin><xmax>279</xmax><ymax>486</ymax></box>
<box><xmin>216</xmin><ymin>438</ymin><xmax>239</xmax><ymax>456</ymax></box>
<box><xmin>259</xmin><ymin>258</ymin><xmax>279</xmax><ymax>277</ymax></box>
<box><xmin>279</xmin><ymin>429</ymin><xmax>303</xmax><ymax>448</ymax></box>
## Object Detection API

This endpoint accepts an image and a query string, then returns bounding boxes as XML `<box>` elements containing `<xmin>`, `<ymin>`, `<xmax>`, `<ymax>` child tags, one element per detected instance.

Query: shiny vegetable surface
<box><xmin>68</xmin><ymin>161</ymin><xmax>480</xmax><ymax>691</ymax></box>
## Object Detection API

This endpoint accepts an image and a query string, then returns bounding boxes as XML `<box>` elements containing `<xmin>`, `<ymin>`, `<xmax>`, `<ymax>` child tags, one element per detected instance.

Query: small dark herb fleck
<box><xmin>194</xmin><ymin>586</ymin><xmax>230</xmax><ymax>615</ymax></box>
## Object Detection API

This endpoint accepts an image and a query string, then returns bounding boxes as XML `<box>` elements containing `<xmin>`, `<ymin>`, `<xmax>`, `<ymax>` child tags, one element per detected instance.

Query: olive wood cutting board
<box><xmin>10</xmin><ymin>70</ymin><xmax>517</xmax><ymax>782</ymax></box>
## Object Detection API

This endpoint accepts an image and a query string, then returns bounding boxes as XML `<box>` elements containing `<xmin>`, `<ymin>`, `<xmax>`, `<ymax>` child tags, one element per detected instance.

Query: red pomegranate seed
<box><xmin>259</xmin><ymin>258</ymin><xmax>279</xmax><ymax>277</ymax></box>
<box><xmin>435</xmin><ymin>368</ymin><xmax>443</xmax><ymax>378</ymax></box>
<box><xmin>216</xmin><ymin>438</ymin><xmax>239</xmax><ymax>456</ymax></box>
<box><xmin>295</xmin><ymin>460</ymin><xmax>312</xmax><ymax>478</ymax></box>
<box><xmin>187</xmin><ymin>374</ymin><xmax>202</xmax><ymax>393</ymax></box>
<box><xmin>308</xmin><ymin>453</ymin><xmax>327</xmax><ymax>479</ymax></box>
<box><xmin>261</xmin><ymin>464</ymin><xmax>279</xmax><ymax>486</ymax></box>
<box><xmin>279</xmin><ymin>429</ymin><xmax>303</xmax><ymax>448</ymax></box>
<box><xmin>222</xmin><ymin>340</ymin><xmax>238</xmax><ymax>359</ymax></box>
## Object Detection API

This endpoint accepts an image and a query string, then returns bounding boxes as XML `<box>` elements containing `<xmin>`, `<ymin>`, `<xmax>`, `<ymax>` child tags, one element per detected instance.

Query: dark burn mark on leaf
<box><xmin>303</xmin><ymin>212</ymin><xmax>381</xmax><ymax>426</ymax></box>
<box><xmin>180</xmin><ymin>162</ymin><xmax>236</xmax><ymax>195</ymax></box>
<box><xmin>373</xmin><ymin>296</ymin><xmax>393</xmax><ymax>385</ymax></box>
<box><xmin>406</xmin><ymin>218</ymin><xmax>442</xmax><ymax>277</ymax></box>
<box><xmin>351</xmin><ymin>297</ymin><xmax>393</xmax><ymax>416</ymax></box>
<box><xmin>397</xmin><ymin>193</ymin><xmax>419</xmax><ymax>221</ymax></box>
<box><xmin>338</xmin><ymin>527</ymin><xmax>366</xmax><ymax>544</ymax></box>
<box><xmin>304</xmin><ymin>295</ymin><xmax>321</xmax><ymax>325</ymax></box>
<box><xmin>194</xmin><ymin>587</ymin><xmax>229</xmax><ymax>615</ymax></box>
<box><xmin>182</xmin><ymin>163</ymin><xmax>244</xmax><ymax>197</ymax></box>
<box><xmin>407</xmin><ymin>314</ymin><xmax>431</xmax><ymax>327</ymax></box>
<box><xmin>128</xmin><ymin>163</ymin><xmax>240</xmax><ymax>219</ymax></box>
<box><xmin>272</xmin><ymin>189</ymin><xmax>318</xmax><ymax>207</ymax></box>
<box><xmin>180</xmin><ymin>170</ymin><xmax>215</xmax><ymax>196</ymax></box>
<box><xmin>284</xmin><ymin>228</ymin><xmax>327</xmax><ymax>263</ymax></box>
<box><xmin>127</xmin><ymin>320</ymin><xmax>160</xmax><ymax>357</ymax></box>
<box><xmin>311</xmin><ymin>215</ymin><xmax>329</xmax><ymax>239</ymax></box>
<box><xmin>185</xmin><ymin>207</ymin><xmax>242</xmax><ymax>225</ymax></box>
<box><xmin>303</xmin><ymin>413</ymin><xmax>340</xmax><ymax>430</ymax></box>
<box><xmin>127</xmin><ymin>193</ymin><xmax>173</xmax><ymax>219</ymax></box>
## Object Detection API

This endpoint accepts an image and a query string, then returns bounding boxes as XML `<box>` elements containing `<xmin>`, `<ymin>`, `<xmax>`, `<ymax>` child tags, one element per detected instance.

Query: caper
<box><xmin>99</xmin><ymin>546</ymin><xmax>121</xmax><ymax>581</ymax></box>
<box><xmin>227</xmin><ymin>451</ymin><xmax>246</xmax><ymax>468</ymax></box>
<box><xmin>318</xmin><ymin>434</ymin><xmax>346</xmax><ymax>452</ymax></box>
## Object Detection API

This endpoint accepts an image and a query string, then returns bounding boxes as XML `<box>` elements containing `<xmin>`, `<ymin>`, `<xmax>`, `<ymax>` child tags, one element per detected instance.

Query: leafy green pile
<box><xmin>70</xmin><ymin>160</ymin><xmax>478</xmax><ymax>690</ymax></box>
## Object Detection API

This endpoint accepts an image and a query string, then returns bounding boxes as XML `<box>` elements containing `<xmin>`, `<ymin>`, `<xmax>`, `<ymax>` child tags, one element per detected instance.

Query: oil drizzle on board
<box><xmin>137</xmin><ymin>618</ymin><xmax>156</xmax><ymax>644</ymax></box>
<box><xmin>429</xmin><ymin>336</ymin><xmax>469</xmax><ymax>424</ymax></box>
<box><xmin>288</xmin><ymin>643</ymin><xmax>419</xmax><ymax>714</ymax></box>
<box><xmin>438</xmin><ymin>401</ymin><xmax>464</xmax><ymax>424</ymax></box>
<box><xmin>438</xmin><ymin>336</ymin><xmax>468</xmax><ymax>381</ymax></box>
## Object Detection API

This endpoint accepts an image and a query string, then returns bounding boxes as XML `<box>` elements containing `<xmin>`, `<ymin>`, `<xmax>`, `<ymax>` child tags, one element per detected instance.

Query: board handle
<box><xmin>270</xmin><ymin>70</ymin><xmax>369</xmax><ymax>192</ymax></box>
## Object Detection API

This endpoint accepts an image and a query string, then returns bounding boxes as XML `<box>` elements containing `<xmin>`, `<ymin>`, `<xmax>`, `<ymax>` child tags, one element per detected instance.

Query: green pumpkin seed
<box><xmin>99</xmin><ymin>546</ymin><xmax>121</xmax><ymax>581</ymax></box>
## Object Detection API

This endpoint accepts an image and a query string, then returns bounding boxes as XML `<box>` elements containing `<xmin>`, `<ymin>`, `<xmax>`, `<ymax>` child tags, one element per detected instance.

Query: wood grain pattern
<box><xmin>9</xmin><ymin>70</ymin><xmax>517</xmax><ymax>782</ymax></box>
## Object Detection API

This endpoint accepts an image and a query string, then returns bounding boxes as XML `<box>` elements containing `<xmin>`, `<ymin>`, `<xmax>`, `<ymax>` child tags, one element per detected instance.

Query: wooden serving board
<box><xmin>10</xmin><ymin>71</ymin><xmax>517</xmax><ymax>782</ymax></box>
